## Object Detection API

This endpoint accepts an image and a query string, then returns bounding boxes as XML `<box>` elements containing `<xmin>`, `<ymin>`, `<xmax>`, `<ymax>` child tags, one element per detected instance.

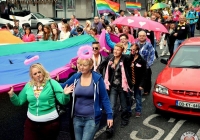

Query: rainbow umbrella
<box><xmin>150</xmin><ymin>2</ymin><xmax>169</xmax><ymax>10</ymax></box>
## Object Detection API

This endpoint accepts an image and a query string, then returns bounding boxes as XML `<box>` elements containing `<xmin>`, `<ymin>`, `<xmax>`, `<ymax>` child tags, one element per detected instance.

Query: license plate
<box><xmin>176</xmin><ymin>101</ymin><xmax>200</xmax><ymax>109</ymax></box>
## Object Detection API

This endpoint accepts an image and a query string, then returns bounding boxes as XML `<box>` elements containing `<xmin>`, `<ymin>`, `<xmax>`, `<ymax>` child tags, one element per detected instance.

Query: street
<box><xmin>95</xmin><ymin>54</ymin><xmax>200</xmax><ymax>140</ymax></box>
<box><xmin>1</xmin><ymin>32</ymin><xmax>200</xmax><ymax>140</ymax></box>
<box><xmin>1</xmin><ymin>6</ymin><xmax>200</xmax><ymax>140</ymax></box>
<box><xmin>94</xmin><ymin>32</ymin><xmax>200</xmax><ymax>140</ymax></box>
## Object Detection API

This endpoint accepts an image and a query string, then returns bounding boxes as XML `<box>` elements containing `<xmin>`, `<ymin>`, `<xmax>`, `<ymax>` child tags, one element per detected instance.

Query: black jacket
<box><xmin>127</xmin><ymin>54</ymin><xmax>147</xmax><ymax>88</ymax></box>
<box><xmin>164</xmin><ymin>29</ymin><xmax>176</xmax><ymax>47</ymax></box>
<box><xmin>95</xmin><ymin>54</ymin><xmax>106</xmax><ymax>77</ymax></box>
<box><xmin>97</xmin><ymin>54</ymin><xmax>132</xmax><ymax>89</ymax></box>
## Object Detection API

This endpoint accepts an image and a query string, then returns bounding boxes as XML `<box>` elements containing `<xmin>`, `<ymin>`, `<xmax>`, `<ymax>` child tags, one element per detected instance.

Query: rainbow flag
<box><xmin>106</xmin><ymin>0</ymin><xmax>120</xmax><ymax>13</ymax></box>
<box><xmin>95</xmin><ymin>0</ymin><xmax>119</xmax><ymax>14</ymax></box>
<box><xmin>126</xmin><ymin>2</ymin><xmax>141</xmax><ymax>10</ymax></box>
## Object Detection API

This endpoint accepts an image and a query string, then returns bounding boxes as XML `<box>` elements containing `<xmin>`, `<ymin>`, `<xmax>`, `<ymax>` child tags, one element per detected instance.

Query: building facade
<box><xmin>9</xmin><ymin>0</ymin><xmax>146</xmax><ymax>19</ymax></box>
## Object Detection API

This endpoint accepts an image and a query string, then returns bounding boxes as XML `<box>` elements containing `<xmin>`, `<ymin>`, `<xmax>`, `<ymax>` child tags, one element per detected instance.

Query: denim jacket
<box><xmin>135</xmin><ymin>41</ymin><xmax>155</xmax><ymax>68</ymax></box>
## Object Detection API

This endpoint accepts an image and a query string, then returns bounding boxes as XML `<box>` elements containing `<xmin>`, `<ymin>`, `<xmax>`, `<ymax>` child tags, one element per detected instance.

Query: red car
<box><xmin>153</xmin><ymin>37</ymin><xmax>200</xmax><ymax>116</ymax></box>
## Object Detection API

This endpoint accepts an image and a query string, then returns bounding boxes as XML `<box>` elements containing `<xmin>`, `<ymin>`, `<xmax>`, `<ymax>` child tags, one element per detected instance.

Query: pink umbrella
<box><xmin>113</xmin><ymin>16</ymin><xmax>168</xmax><ymax>33</ymax></box>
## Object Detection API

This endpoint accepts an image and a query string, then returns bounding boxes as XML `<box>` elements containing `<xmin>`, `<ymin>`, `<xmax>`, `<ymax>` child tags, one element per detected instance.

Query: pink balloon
<box><xmin>24</xmin><ymin>55</ymin><xmax>39</xmax><ymax>65</ymax></box>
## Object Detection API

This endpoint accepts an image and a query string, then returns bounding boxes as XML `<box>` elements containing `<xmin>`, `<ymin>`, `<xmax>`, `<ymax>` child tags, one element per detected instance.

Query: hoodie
<box><xmin>61</xmin><ymin>71</ymin><xmax>113</xmax><ymax>124</ymax></box>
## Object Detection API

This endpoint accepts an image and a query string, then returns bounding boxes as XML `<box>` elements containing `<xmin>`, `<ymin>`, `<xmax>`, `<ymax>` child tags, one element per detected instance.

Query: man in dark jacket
<box><xmin>127</xmin><ymin>44</ymin><xmax>147</xmax><ymax>117</ymax></box>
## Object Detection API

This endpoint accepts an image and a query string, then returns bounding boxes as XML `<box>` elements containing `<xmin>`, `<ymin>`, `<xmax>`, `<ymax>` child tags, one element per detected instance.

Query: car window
<box><xmin>33</xmin><ymin>13</ymin><xmax>45</xmax><ymax>19</ymax></box>
<box><xmin>31</xmin><ymin>15</ymin><xmax>36</xmax><ymax>19</ymax></box>
<box><xmin>170</xmin><ymin>46</ymin><xmax>200</xmax><ymax>68</ymax></box>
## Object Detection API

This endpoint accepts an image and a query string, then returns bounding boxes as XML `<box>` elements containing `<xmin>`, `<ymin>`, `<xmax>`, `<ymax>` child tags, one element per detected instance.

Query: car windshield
<box><xmin>33</xmin><ymin>13</ymin><xmax>45</xmax><ymax>19</ymax></box>
<box><xmin>170</xmin><ymin>46</ymin><xmax>200</xmax><ymax>68</ymax></box>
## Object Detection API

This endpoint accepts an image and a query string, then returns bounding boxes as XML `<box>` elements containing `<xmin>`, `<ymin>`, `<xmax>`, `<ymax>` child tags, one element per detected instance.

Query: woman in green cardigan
<box><xmin>7</xmin><ymin>63</ymin><xmax>73</xmax><ymax>140</ymax></box>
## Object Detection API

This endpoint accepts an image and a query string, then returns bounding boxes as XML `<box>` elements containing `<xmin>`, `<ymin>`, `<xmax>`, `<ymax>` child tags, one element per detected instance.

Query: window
<box><xmin>33</xmin><ymin>13</ymin><xmax>45</xmax><ymax>19</ymax></box>
<box><xmin>31</xmin><ymin>15</ymin><xmax>36</xmax><ymax>19</ymax></box>
<box><xmin>170</xmin><ymin>46</ymin><xmax>200</xmax><ymax>68</ymax></box>
<box><xmin>55</xmin><ymin>0</ymin><xmax>64</xmax><ymax>10</ymax></box>
<box><xmin>67</xmin><ymin>0</ymin><xmax>75</xmax><ymax>9</ymax></box>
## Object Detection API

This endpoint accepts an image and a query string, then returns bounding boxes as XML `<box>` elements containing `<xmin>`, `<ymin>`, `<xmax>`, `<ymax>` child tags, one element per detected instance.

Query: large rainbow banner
<box><xmin>0</xmin><ymin>34</ymin><xmax>95</xmax><ymax>93</ymax></box>
<box><xmin>95</xmin><ymin>0</ymin><xmax>120</xmax><ymax>14</ymax></box>
<box><xmin>126</xmin><ymin>2</ymin><xmax>141</xmax><ymax>10</ymax></box>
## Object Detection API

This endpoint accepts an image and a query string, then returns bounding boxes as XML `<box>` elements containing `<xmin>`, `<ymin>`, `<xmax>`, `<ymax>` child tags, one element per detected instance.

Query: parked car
<box><xmin>153</xmin><ymin>37</ymin><xmax>200</xmax><ymax>116</ymax></box>
<box><xmin>0</xmin><ymin>10</ymin><xmax>31</xmax><ymax>28</ymax></box>
<box><xmin>30</xmin><ymin>13</ymin><xmax>54</xmax><ymax>28</ymax></box>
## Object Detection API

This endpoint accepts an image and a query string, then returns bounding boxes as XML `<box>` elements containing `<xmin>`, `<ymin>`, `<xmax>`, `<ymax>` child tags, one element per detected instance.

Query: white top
<box><xmin>27</xmin><ymin>109</ymin><xmax>58</xmax><ymax>122</ymax></box>
<box><xmin>60</xmin><ymin>31</ymin><xmax>70</xmax><ymax>41</ymax></box>
<box><xmin>163</xmin><ymin>10</ymin><xmax>169</xmax><ymax>16</ymax></box>
<box><xmin>58</xmin><ymin>22</ymin><xmax>62</xmax><ymax>31</ymax></box>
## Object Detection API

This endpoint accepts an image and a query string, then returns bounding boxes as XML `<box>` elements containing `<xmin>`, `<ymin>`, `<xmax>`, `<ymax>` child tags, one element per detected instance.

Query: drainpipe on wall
<box><xmin>64</xmin><ymin>0</ymin><xmax>66</xmax><ymax>18</ymax></box>
<box><xmin>94</xmin><ymin>0</ymin><xmax>96</xmax><ymax>17</ymax></box>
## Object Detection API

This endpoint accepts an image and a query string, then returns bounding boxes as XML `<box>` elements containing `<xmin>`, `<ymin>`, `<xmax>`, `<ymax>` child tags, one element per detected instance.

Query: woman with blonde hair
<box><xmin>8</xmin><ymin>63</ymin><xmax>72</xmax><ymax>140</ymax></box>
<box><xmin>98</xmin><ymin>43</ymin><xmax>132</xmax><ymax>128</ymax></box>
<box><xmin>60</xmin><ymin>46</ymin><xmax>113</xmax><ymax>140</ymax></box>
<box><xmin>60</xmin><ymin>23</ymin><xmax>71</xmax><ymax>41</ymax></box>
<box><xmin>84</xmin><ymin>20</ymin><xmax>92</xmax><ymax>34</ymax></box>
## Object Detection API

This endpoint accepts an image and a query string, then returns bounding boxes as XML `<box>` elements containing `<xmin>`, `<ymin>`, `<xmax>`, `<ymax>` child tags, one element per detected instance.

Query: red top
<box><xmin>22</xmin><ymin>34</ymin><xmax>36</xmax><ymax>42</ymax></box>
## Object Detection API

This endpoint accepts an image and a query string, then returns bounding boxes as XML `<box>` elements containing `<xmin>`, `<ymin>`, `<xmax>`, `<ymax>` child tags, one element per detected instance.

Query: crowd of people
<box><xmin>5</xmin><ymin>0</ymin><xmax>200</xmax><ymax>140</ymax></box>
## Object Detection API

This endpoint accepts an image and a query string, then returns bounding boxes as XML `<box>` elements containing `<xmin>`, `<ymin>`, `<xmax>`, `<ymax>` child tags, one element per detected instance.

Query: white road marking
<box><xmin>168</xmin><ymin>118</ymin><xmax>176</xmax><ymax>123</ymax></box>
<box><xmin>195</xmin><ymin>129</ymin><xmax>200</xmax><ymax>138</ymax></box>
<box><xmin>163</xmin><ymin>120</ymin><xmax>186</xmax><ymax>140</ymax></box>
<box><xmin>130</xmin><ymin>114</ymin><xmax>164</xmax><ymax>140</ymax></box>
<box><xmin>94</xmin><ymin>98</ymin><xmax>145</xmax><ymax>139</ymax></box>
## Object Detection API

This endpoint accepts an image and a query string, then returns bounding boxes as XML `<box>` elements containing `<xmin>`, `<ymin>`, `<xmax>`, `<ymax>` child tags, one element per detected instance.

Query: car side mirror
<box><xmin>160</xmin><ymin>58</ymin><xmax>168</xmax><ymax>65</ymax></box>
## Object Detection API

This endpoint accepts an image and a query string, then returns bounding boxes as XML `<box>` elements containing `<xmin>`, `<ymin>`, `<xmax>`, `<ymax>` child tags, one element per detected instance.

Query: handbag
<box><xmin>49</xmin><ymin>80</ymin><xmax>67</xmax><ymax>116</ymax></box>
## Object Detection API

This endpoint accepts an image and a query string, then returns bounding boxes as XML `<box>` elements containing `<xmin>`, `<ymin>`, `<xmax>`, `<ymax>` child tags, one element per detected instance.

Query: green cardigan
<box><xmin>10</xmin><ymin>79</ymin><xmax>70</xmax><ymax>116</ymax></box>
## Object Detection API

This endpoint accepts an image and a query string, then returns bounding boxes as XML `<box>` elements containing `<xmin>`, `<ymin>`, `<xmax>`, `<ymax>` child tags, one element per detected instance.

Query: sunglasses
<box><xmin>93</xmin><ymin>47</ymin><xmax>99</xmax><ymax>50</ymax></box>
<box><xmin>33</xmin><ymin>71</ymin><xmax>41</xmax><ymax>76</ymax></box>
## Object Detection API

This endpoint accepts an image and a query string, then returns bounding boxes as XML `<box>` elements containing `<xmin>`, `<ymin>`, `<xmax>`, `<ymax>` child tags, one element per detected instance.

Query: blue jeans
<box><xmin>73</xmin><ymin>116</ymin><xmax>100</xmax><ymax>140</ymax></box>
<box><xmin>190</xmin><ymin>24</ymin><xmax>195</xmax><ymax>37</ymax></box>
<box><xmin>173</xmin><ymin>39</ymin><xmax>185</xmax><ymax>53</ymax></box>
<box><xmin>134</xmin><ymin>87</ymin><xmax>142</xmax><ymax>113</ymax></box>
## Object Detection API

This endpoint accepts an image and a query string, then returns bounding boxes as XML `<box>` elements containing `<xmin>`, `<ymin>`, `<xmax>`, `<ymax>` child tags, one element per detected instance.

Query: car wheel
<box><xmin>37</xmin><ymin>23</ymin><xmax>43</xmax><ymax>28</ymax></box>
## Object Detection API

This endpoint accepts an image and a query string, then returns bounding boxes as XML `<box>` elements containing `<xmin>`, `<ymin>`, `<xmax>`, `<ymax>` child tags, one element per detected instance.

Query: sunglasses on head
<box><xmin>93</xmin><ymin>47</ymin><xmax>99</xmax><ymax>50</ymax></box>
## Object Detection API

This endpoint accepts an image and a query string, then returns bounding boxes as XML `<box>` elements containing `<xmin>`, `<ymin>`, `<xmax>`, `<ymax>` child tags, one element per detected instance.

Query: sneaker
<box><xmin>166</xmin><ymin>52</ymin><xmax>170</xmax><ymax>56</ymax></box>
<box><xmin>135</xmin><ymin>112</ymin><xmax>141</xmax><ymax>117</ymax></box>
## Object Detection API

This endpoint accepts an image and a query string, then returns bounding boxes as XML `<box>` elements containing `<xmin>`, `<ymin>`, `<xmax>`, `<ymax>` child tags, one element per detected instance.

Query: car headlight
<box><xmin>154</xmin><ymin>84</ymin><xmax>169</xmax><ymax>95</ymax></box>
